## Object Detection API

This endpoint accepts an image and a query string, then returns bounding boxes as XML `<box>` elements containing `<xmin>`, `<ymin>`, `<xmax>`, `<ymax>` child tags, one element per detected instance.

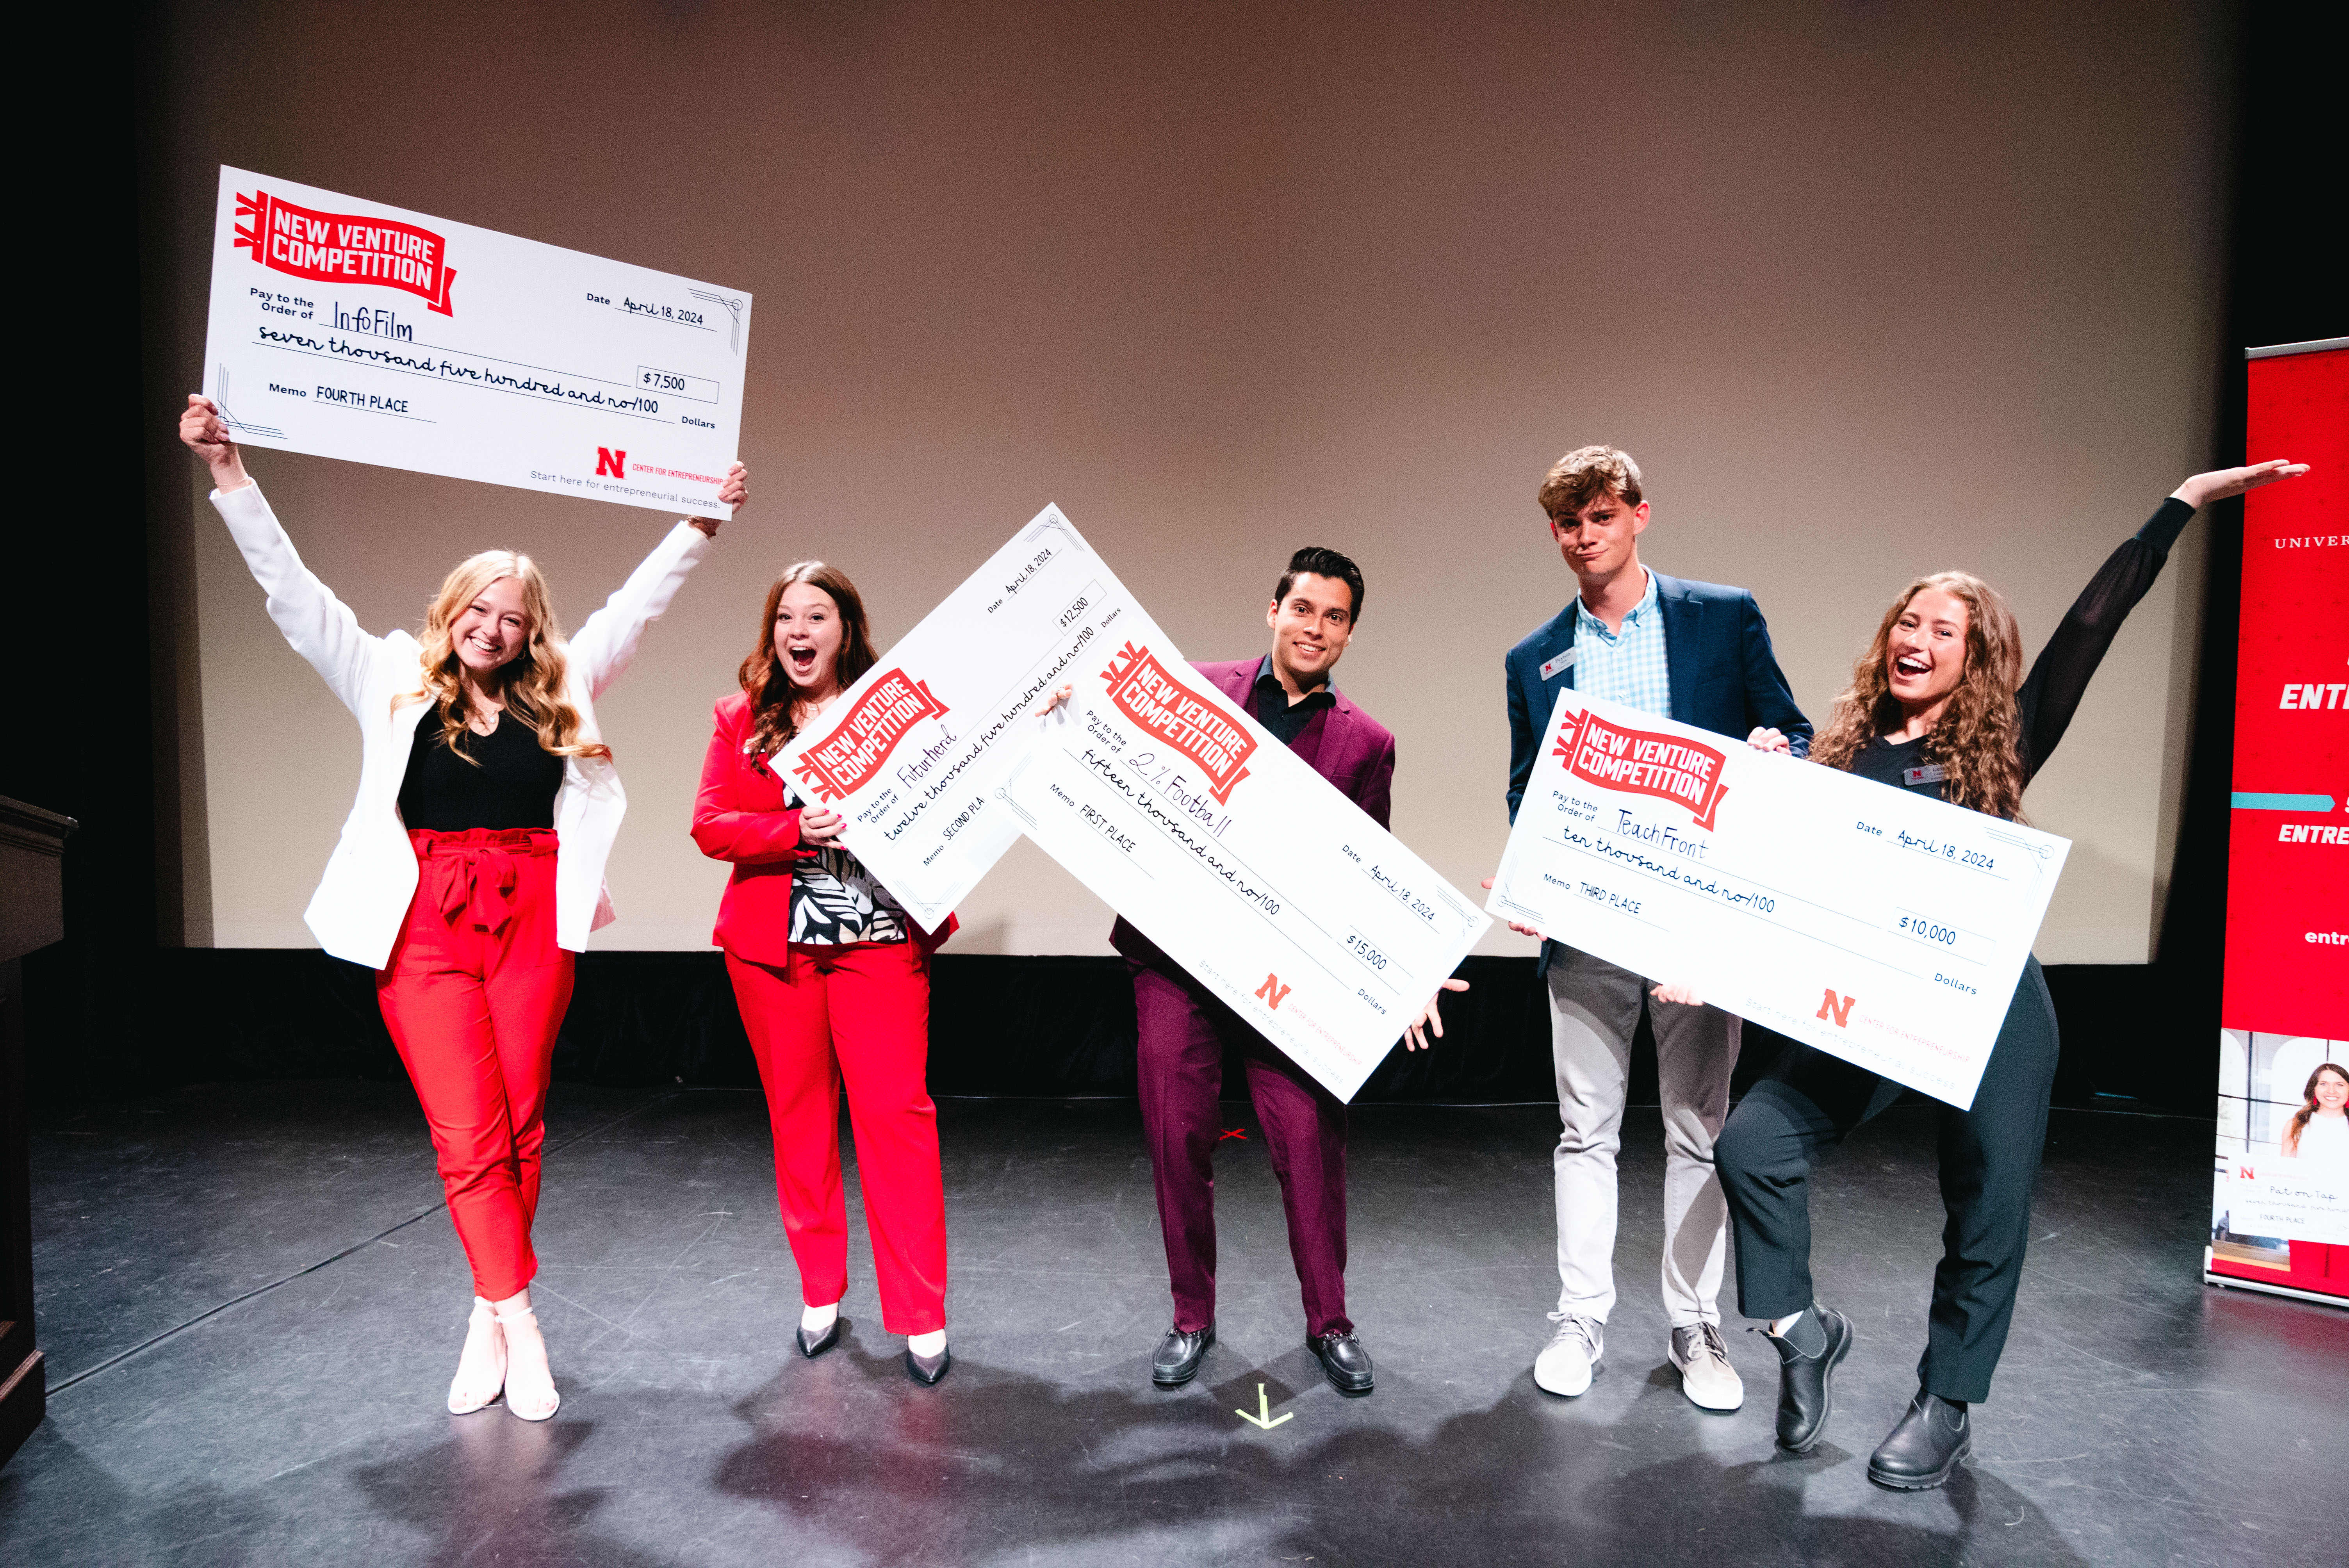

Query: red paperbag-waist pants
<box><xmin>377</xmin><ymin>828</ymin><xmax>574</xmax><ymax>1301</ymax></box>
<box><xmin>725</xmin><ymin>941</ymin><xmax>946</xmax><ymax>1334</ymax></box>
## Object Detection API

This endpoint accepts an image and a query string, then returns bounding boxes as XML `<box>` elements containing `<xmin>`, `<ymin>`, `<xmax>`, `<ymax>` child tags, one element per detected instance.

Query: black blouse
<box><xmin>1853</xmin><ymin>496</ymin><xmax>2194</xmax><ymax>807</ymax></box>
<box><xmin>396</xmin><ymin>705</ymin><xmax>565</xmax><ymax>830</ymax></box>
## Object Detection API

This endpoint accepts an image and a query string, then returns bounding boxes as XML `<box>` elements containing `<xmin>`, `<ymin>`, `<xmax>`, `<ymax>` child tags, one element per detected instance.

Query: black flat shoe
<box><xmin>1309</xmin><ymin>1331</ymin><xmax>1374</xmax><ymax>1395</ymax></box>
<box><xmin>1868</xmin><ymin>1390</ymin><xmax>1971</xmax><ymax>1490</ymax></box>
<box><xmin>905</xmin><ymin>1345</ymin><xmax>952</xmax><ymax>1386</ymax></box>
<box><xmin>796</xmin><ymin>1317</ymin><xmax>842</xmax><ymax>1359</ymax></box>
<box><xmin>1152</xmin><ymin>1322</ymin><xmax>1215</xmax><ymax>1387</ymax></box>
<box><xmin>1769</xmin><ymin>1306</ymin><xmax>1852</xmax><ymax>1453</ymax></box>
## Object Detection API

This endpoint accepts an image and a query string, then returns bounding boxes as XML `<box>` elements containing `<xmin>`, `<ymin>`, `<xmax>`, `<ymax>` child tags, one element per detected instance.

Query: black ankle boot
<box><xmin>1868</xmin><ymin>1390</ymin><xmax>1971</xmax><ymax>1489</ymax></box>
<box><xmin>1767</xmin><ymin>1306</ymin><xmax>1852</xmax><ymax>1453</ymax></box>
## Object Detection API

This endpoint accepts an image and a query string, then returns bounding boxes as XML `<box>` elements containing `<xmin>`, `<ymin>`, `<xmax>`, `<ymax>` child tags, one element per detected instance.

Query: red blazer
<box><xmin>692</xmin><ymin>691</ymin><xmax>957</xmax><ymax>966</ymax></box>
<box><xmin>1111</xmin><ymin>656</ymin><xmax>1397</xmax><ymax>970</ymax></box>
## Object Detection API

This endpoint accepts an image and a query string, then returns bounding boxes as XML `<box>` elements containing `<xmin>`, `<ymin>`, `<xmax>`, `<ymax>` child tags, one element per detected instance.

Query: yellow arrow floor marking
<box><xmin>1235</xmin><ymin>1382</ymin><xmax>1294</xmax><ymax>1430</ymax></box>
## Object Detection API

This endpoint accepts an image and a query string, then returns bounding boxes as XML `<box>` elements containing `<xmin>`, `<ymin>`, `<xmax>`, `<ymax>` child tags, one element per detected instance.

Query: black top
<box><xmin>1251</xmin><ymin>655</ymin><xmax>1336</xmax><ymax>748</ymax></box>
<box><xmin>396</xmin><ymin>704</ymin><xmax>565</xmax><ymax>831</ymax></box>
<box><xmin>1852</xmin><ymin>496</ymin><xmax>2195</xmax><ymax>810</ymax></box>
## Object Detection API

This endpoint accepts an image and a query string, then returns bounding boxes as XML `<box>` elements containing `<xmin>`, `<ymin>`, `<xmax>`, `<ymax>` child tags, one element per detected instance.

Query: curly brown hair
<box><xmin>1809</xmin><ymin>571</ymin><xmax>2028</xmax><ymax>822</ymax></box>
<box><xmin>738</xmin><ymin>561</ymin><xmax>878</xmax><ymax>759</ymax></box>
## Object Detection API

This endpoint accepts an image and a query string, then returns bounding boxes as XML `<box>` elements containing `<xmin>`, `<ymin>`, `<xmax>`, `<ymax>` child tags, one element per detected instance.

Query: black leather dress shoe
<box><xmin>1309</xmin><ymin>1332</ymin><xmax>1374</xmax><ymax>1394</ymax></box>
<box><xmin>1769</xmin><ymin>1306</ymin><xmax>1852</xmax><ymax>1453</ymax></box>
<box><xmin>1868</xmin><ymin>1390</ymin><xmax>1971</xmax><ymax>1489</ymax></box>
<box><xmin>796</xmin><ymin>1317</ymin><xmax>842</xmax><ymax>1359</ymax></box>
<box><xmin>905</xmin><ymin>1344</ymin><xmax>952</xmax><ymax>1386</ymax></box>
<box><xmin>1151</xmin><ymin>1323</ymin><xmax>1215</xmax><ymax>1387</ymax></box>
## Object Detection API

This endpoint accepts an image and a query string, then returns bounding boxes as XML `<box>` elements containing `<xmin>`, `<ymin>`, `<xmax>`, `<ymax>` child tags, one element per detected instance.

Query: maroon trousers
<box><xmin>1132</xmin><ymin>961</ymin><xmax>1351</xmax><ymax>1338</ymax></box>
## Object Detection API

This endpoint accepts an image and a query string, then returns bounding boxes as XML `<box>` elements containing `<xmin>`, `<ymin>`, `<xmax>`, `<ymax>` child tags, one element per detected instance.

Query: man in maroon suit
<box><xmin>1114</xmin><ymin>547</ymin><xmax>1399</xmax><ymax>1395</ymax></box>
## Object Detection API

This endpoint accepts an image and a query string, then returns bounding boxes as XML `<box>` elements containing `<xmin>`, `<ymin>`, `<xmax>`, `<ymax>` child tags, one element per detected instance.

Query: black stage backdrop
<box><xmin>9</xmin><ymin>2</ymin><xmax>2334</xmax><ymax>1117</ymax></box>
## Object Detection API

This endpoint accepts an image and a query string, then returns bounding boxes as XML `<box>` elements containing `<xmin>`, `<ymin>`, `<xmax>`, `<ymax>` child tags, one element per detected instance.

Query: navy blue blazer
<box><xmin>1505</xmin><ymin>571</ymin><xmax>1811</xmax><ymax>825</ymax></box>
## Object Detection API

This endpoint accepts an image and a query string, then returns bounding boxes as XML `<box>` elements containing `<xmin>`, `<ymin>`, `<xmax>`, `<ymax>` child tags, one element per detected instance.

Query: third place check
<box><xmin>1487</xmin><ymin>691</ymin><xmax>2070</xmax><ymax>1109</ymax></box>
<box><xmin>1003</xmin><ymin>654</ymin><xmax>1491</xmax><ymax>1103</ymax></box>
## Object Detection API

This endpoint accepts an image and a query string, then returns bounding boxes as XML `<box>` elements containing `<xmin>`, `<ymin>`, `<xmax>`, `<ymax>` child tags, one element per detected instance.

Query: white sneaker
<box><xmin>1669</xmin><ymin>1321</ymin><xmax>1745</xmax><ymax>1412</ymax></box>
<box><xmin>1534</xmin><ymin>1313</ymin><xmax>1604</xmax><ymax>1397</ymax></box>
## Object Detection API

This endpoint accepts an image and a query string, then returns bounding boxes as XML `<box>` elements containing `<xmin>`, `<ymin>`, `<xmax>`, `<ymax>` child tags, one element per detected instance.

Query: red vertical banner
<box><xmin>2208</xmin><ymin>340</ymin><xmax>2349</xmax><ymax>1305</ymax></box>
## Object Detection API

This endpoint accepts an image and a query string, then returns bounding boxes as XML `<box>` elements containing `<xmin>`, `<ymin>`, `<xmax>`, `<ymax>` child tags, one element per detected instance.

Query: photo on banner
<box><xmin>2207</xmin><ymin>337</ymin><xmax>2349</xmax><ymax>1306</ymax></box>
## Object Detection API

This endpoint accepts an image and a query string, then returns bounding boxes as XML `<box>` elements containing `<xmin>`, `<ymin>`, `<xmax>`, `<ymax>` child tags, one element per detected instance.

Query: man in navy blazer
<box><xmin>1503</xmin><ymin>445</ymin><xmax>1809</xmax><ymax>1415</ymax></box>
<box><xmin>1112</xmin><ymin>547</ymin><xmax>1396</xmax><ymax>1397</ymax></box>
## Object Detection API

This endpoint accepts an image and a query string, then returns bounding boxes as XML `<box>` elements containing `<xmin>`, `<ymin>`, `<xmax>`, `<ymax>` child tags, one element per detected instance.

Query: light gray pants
<box><xmin>1547</xmin><ymin>945</ymin><xmax>1739</xmax><ymax>1328</ymax></box>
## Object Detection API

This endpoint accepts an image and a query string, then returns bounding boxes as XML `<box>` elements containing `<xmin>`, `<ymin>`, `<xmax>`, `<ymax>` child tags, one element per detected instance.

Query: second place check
<box><xmin>1005</xmin><ymin>663</ymin><xmax>1490</xmax><ymax>1104</ymax></box>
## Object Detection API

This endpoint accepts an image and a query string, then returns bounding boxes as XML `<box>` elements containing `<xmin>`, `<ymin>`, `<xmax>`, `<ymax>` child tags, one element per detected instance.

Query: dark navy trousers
<box><xmin>1715</xmin><ymin>958</ymin><xmax>2059</xmax><ymax>1404</ymax></box>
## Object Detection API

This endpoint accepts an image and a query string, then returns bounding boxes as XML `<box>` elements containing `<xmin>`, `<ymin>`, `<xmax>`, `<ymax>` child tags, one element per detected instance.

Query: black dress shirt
<box><xmin>1250</xmin><ymin>655</ymin><xmax>1337</xmax><ymax>749</ymax></box>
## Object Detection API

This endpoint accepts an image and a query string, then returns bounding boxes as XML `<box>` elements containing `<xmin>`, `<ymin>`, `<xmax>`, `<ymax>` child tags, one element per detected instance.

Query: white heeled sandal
<box><xmin>495</xmin><ymin>1304</ymin><xmax>561</xmax><ymax>1422</ymax></box>
<box><xmin>447</xmin><ymin>1297</ymin><xmax>506</xmax><ymax>1415</ymax></box>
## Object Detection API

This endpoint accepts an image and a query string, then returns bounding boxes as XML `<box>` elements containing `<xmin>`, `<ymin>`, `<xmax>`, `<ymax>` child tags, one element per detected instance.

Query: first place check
<box><xmin>1488</xmin><ymin>691</ymin><xmax>2071</xmax><ymax>1109</ymax></box>
<box><xmin>1003</xmin><ymin>653</ymin><xmax>1491</xmax><ymax>1104</ymax></box>
<box><xmin>201</xmin><ymin>166</ymin><xmax>751</xmax><ymax>516</ymax></box>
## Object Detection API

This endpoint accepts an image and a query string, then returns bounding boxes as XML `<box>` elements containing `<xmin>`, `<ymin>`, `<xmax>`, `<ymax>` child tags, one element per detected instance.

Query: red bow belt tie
<box><xmin>431</xmin><ymin>845</ymin><xmax>521</xmax><ymax>935</ymax></box>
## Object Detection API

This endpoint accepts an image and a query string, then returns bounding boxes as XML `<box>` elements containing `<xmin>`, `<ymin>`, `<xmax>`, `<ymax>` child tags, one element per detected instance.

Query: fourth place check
<box><xmin>1487</xmin><ymin>691</ymin><xmax>2071</xmax><ymax>1109</ymax></box>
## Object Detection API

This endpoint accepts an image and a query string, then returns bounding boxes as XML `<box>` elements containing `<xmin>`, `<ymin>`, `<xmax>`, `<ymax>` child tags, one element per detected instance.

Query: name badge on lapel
<box><xmin>1540</xmin><ymin>647</ymin><xmax>1578</xmax><ymax>682</ymax></box>
<box><xmin>1903</xmin><ymin>764</ymin><xmax>1947</xmax><ymax>787</ymax></box>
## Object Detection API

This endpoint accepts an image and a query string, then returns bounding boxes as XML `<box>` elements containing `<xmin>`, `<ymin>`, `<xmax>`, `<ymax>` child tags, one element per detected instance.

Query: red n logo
<box><xmin>1255</xmin><ymin>973</ymin><xmax>1292</xmax><ymax>1010</ymax></box>
<box><xmin>595</xmin><ymin>447</ymin><xmax>627</xmax><ymax>477</ymax></box>
<box><xmin>1815</xmin><ymin>989</ymin><xmax>1857</xmax><ymax>1027</ymax></box>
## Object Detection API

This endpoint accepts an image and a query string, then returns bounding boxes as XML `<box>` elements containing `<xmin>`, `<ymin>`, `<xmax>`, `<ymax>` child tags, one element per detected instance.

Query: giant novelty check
<box><xmin>767</xmin><ymin>505</ymin><xmax>1158</xmax><ymax>930</ymax></box>
<box><xmin>1002</xmin><ymin>657</ymin><xmax>1492</xmax><ymax>1103</ymax></box>
<box><xmin>201</xmin><ymin>167</ymin><xmax>751</xmax><ymax>516</ymax></box>
<box><xmin>1488</xmin><ymin>691</ymin><xmax>2071</xmax><ymax>1108</ymax></box>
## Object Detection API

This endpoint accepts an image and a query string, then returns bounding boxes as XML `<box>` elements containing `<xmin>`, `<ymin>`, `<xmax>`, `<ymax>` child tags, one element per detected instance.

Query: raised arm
<box><xmin>181</xmin><ymin>395</ymin><xmax>385</xmax><ymax>714</ymax></box>
<box><xmin>2018</xmin><ymin>460</ymin><xmax>2308</xmax><ymax>777</ymax></box>
<box><xmin>567</xmin><ymin>463</ymin><xmax>748</xmax><ymax>697</ymax></box>
<box><xmin>690</xmin><ymin>699</ymin><xmax>810</xmax><ymax>864</ymax></box>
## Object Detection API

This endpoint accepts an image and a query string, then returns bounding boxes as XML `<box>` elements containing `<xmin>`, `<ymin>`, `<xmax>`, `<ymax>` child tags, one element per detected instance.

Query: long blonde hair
<box><xmin>1810</xmin><ymin>570</ymin><xmax>2027</xmax><ymax>822</ymax></box>
<box><xmin>397</xmin><ymin>550</ymin><xmax>608</xmax><ymax>763</ymax></box>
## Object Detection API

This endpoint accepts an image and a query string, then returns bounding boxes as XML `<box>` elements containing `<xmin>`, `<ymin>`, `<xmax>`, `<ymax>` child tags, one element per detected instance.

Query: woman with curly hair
<box><xmin>1710</xmin><ymin>458</ymin><xmax>2307</xmax><ymax>1490</ymax></box>
<box><xmin>692</xmin><ymin>562</ymin><xmax>959</xmax><ymax>1384</ymax></box>
<box><xmin>2283</xmin><ymin>1063</ymin><xmax>2349</xmax><ymax>1162</ymax></box>
<box><xmin>180</xmin><ymin>395</ymin><xmax>745</xmax><ymax>1421</ymax></box>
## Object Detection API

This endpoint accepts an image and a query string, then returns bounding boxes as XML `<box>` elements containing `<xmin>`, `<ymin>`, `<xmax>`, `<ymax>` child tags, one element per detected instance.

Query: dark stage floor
<box><xmin>2</xmin><ymin>1085</ymin><xmax>2341</xmax><ymax>1566</ymax></box>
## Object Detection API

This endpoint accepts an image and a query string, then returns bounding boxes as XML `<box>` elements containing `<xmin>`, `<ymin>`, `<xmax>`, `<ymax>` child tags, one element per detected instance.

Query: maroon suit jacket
<box><xmin>1110</xmin><ymin>657</ymin><xmax>1397</xmax><ymax>970</ymax></box>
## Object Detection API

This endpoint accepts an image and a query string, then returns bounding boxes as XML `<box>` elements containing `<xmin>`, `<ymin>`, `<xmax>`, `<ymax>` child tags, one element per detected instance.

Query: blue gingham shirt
<box><xmin>1572</xmin><ymin>570</ymin><xmax>1671</xmax><ymax>718</ymax></box>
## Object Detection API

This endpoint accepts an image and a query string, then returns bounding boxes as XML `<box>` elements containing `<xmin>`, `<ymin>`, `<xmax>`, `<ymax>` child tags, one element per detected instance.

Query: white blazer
<box><xmin>211</xmin><ymin>481</ymin><xmax>714</xmax><ymax>969</ymax></box>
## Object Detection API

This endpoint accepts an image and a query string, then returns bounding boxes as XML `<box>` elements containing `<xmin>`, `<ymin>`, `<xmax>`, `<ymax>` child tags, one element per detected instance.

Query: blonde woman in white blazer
<box><xmin>180</xmin><ymin>395</ymin><xmax>745</xmax><ymax>1421</ymax></box>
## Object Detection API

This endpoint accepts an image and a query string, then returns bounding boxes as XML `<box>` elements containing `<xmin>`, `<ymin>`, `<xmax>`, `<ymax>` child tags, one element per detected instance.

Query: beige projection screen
<box><xmin>149</xmin><ymin>0</ymin><xmax>2227</xmax><ymax>962</ymax></box>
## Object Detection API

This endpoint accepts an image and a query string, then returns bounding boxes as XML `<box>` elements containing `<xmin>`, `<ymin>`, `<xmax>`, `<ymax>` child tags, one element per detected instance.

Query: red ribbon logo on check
<box><xmin>235</xmin><ymin>189</ymin><xmax>458</xmax><ymax>316</ymax></box>
<box><xmin>790</xmin><ymin>669</ymin><xmax>950</xmax><ymax>803</ymax></box>
<box><xmin>1101</xmin><ymin>642</ymin><xmax>1257</xmax><ymax>804</ymax></box>
<box><xmin>1551</xmin><ymin>709</ymin><xmax>1731</xmax><ymax>830</ymax></box>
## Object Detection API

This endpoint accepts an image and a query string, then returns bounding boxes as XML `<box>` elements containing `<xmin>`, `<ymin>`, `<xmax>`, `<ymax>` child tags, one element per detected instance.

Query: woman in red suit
<box><xmin>693</xmin><ymin>562</ymin><xmax>958</xmax><ymax>1384</ymax></box>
